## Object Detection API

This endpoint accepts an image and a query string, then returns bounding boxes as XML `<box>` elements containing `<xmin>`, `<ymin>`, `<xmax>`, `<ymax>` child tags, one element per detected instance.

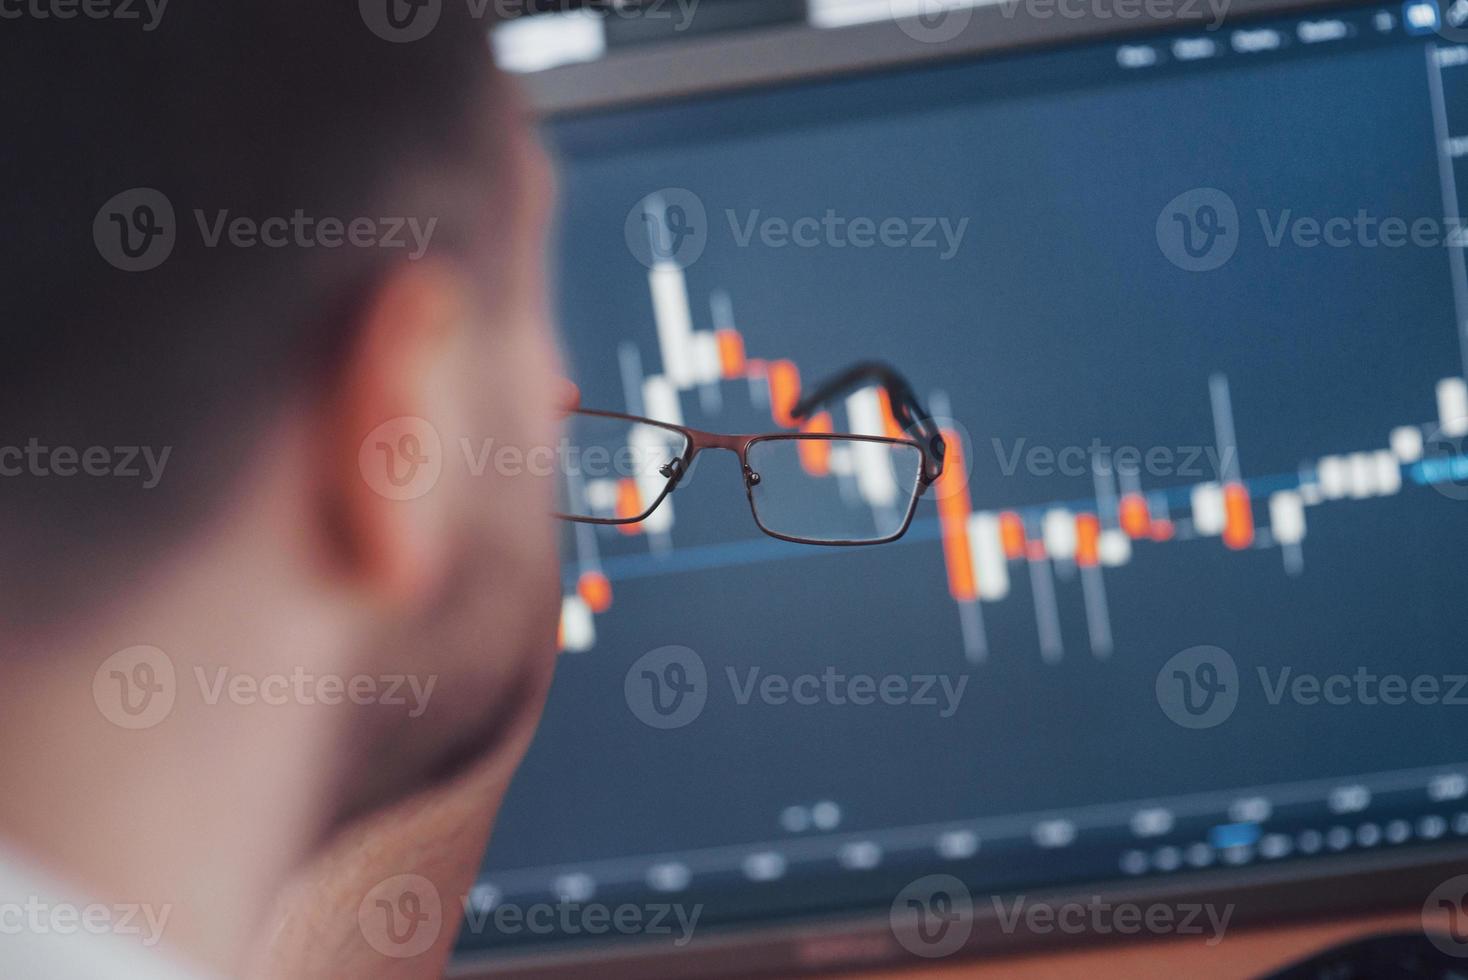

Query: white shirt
<box><xmin>0</xmin><ymin>844</ymin><xmax>209</xmax><ymax>980</ymax></box>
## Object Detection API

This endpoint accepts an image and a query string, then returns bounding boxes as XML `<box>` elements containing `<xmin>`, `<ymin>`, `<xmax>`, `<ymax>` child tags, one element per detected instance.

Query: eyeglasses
<box><xmin>555</xmin><ymin>362</ymin><xmax>947</xmax><ymax>546</ymax></box>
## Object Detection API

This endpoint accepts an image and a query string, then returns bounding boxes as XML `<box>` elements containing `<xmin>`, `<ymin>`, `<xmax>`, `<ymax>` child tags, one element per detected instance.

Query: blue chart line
<box><xmin>565</xmin><ymin>458</ymin><xmax>1468</xmax><ymax>592</ymax></box>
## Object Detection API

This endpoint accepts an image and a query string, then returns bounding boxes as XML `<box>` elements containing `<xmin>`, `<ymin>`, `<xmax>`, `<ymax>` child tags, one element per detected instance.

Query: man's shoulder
<box><xmin>0</xmin><ymin>843</ymin><xmax>211</xmax><ymax>980</ymax></box>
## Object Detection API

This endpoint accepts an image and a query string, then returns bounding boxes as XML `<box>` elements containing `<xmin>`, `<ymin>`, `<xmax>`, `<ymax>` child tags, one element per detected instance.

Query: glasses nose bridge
<box><xmin>679</xmin><ymin>429</ymin><xmax>762</xmax><ymax>495</ymax></box>
<box><xmin>666</xmin><ymin>428</ymin><xmax>763</xmax><ymax>504</ymax></box>
<box><xmin>685</xmin><ymin>428</ymin><xmax>754</xmax><ymax>457</ymax></box>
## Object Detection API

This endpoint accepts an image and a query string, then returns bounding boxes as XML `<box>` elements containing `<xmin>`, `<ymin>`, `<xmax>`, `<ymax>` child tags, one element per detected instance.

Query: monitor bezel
<box><xmin>451</xmin><ymin>840</ymin><xmax>1462</xmax><ymax>976</ymax></box>
<box><xmin>522</xmin><ymin>0</ymin><xmax>1363</xmax><ymax>116</ymax></box>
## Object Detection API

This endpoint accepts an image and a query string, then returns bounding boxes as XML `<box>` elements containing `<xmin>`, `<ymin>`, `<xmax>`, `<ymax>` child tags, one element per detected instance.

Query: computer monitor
<box><xmin>453</xmin><ymin>1</ymin><xmax>1468</xmax><ymax>974</ymax></box>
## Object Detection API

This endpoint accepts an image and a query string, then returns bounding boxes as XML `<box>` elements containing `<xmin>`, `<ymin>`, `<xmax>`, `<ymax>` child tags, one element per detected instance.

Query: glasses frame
<box><xmin>557</xmin><ymin>362</ymin><xmax>948</xmax><ymax>547</ymax></box>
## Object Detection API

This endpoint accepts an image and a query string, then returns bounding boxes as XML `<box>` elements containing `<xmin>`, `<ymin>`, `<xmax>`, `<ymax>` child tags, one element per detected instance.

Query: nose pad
<box><xmin>659</xmin><ymin>457</ymin><xmax>685</xmax><ymax>486</ymax></box>
<box><xmin>744</xmin><ymin>467</ymin><xmax>762</xmax><ymax>488</ymax></box>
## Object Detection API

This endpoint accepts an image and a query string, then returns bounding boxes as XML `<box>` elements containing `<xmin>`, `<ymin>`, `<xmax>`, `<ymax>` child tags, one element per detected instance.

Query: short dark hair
<box><xmin>1</xmin><ymin>2</ymin><xmax>515</xmax><ymax>629</ymax></box>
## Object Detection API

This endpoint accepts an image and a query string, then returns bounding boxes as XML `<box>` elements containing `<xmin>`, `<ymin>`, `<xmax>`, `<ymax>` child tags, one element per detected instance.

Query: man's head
<box><xmin>0</xmin><ymin>0</ymin><xmax>564</xmax><ymax>935</ymax></box>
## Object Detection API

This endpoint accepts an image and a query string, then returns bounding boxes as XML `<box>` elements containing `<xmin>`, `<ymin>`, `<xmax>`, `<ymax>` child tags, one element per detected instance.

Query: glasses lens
<box><xmin>555</xmin><ymin>413</ymin><xmax>690</xmax><ymax>523</ymax></box>
<box><xmin>746</xmin><ymin>436</ymin><xmax>924</xmax><ymax>543</ymax></box>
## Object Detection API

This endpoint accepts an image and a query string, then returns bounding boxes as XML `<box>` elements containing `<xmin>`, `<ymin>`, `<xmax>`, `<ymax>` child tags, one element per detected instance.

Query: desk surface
<box><xmin>846</xmin><ymin>911</ymin><xmax>1434</xmax><ymax>979</ymax></box>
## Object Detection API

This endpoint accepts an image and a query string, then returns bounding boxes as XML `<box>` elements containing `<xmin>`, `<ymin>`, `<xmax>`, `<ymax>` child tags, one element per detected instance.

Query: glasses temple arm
<box><xmin>790</xmin><ymin>361</ymin><xmax>947</xmax><ymax>481</ymax></box>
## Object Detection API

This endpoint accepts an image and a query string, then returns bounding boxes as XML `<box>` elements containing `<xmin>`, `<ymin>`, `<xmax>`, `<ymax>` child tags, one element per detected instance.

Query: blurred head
<box><xmin>1</xmin><ymin>2</ymin><xmax>563</xmax><ymax>847</ymax></box>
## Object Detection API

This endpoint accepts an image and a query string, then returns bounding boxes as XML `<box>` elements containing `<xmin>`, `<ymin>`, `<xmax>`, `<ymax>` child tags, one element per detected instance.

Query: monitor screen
<box><xmin>461</xmin><ymin>0</ymin><xmax>1468</xmax><ymax>963</ymax></box>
